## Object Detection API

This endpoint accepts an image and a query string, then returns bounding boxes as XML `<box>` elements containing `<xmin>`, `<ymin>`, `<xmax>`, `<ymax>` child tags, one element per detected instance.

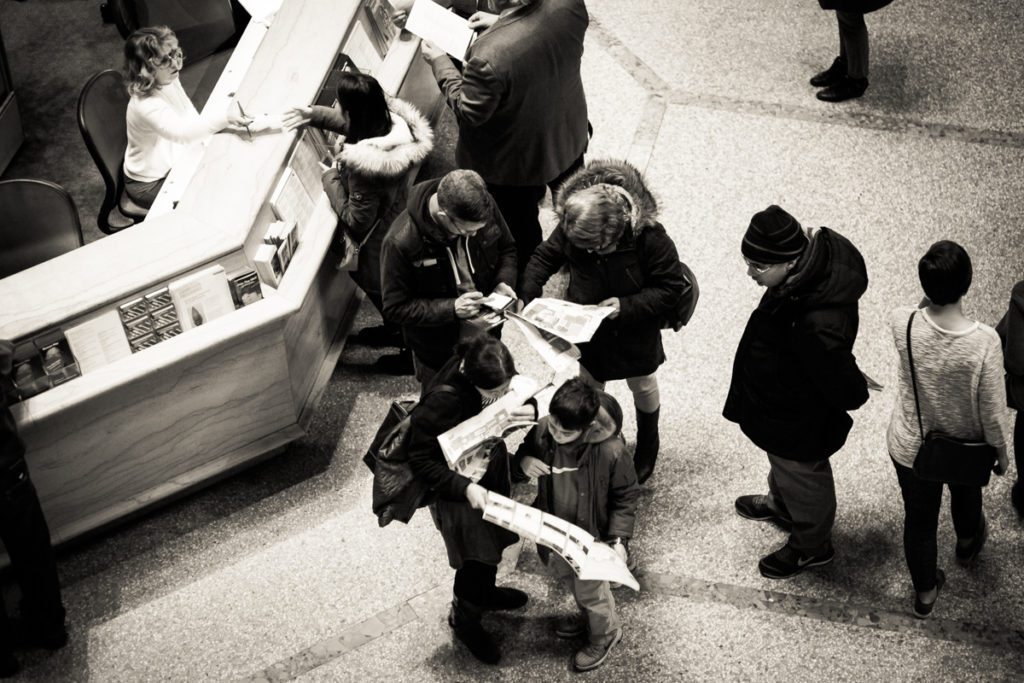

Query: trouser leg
<box><xmin>765</xmin><ymin>453</ymin><xmax>836</xmax><ymax>556</ymax></box>
<box><xmin>568</xmin><ymin>576</ymin><xmax>619</xmax><ymax>645</ymax></box>
<box><xmin>453</xmin><ymin>560</ymin><xmax>498</xmax><ymax>604</ymax></box>
<box><xmin>486</xmin><ymin>183</ymin><xmax>547</xmax><ymax>278</ymax></box>
<box><xmin>892</xmin><ymin>459</ymin><xmax>942</xmax><ymax>593</ymax></box>
<box><xmin>836</xmin><ymin>11</ymin><xmax>869</xmax><ymax>78</ymax></box>
<box><xmin>948</xmin><ymin>483</ymin><xmax>983</xmax><ymax>540</ymax></box>
<box><xmin>0</xmin><ymin>462</ymin><xmax>65</xmax><ymax>632</ymax></box>
<box><xmin>1014</xmin><ymin>411</ymin><xmax>1023</xmax><ymax>481</ymax></box>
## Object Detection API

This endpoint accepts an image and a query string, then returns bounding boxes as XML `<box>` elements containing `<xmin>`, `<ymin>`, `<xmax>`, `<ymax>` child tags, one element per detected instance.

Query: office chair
<box><xmin>78</xmin><ymin>69</ymin><xmax>148</xmax><ymax>235</ymax></box>
<box><xmin>0</xmin><ymin>179</ymin><xmax>84</xmax><ymax>279</ymax></box>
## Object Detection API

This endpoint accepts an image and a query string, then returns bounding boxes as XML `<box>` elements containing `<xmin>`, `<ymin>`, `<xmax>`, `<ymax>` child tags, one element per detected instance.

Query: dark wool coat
<box><xmin>312</xmin><ymin>99</ymin><xmax>433</xmax><ymax>306</ymax></box>
<box><xmin>406</xmin><ymin>355</ymin><xmax>518</xmax><ymax>568</ymax></box>
<box><xmin>380</xmin><ymin>178</ymin><xmax>517</xmax><ymax>370</ymax></box>
<box><xmin>520</xmin><ymin>160</ymin><xmax>687</xmax><ymax>382</ymax></box>
<box><xmin>818</xmin><ymin>0</ymin><xmax>893</xmax><ymax>12</ymax></box>
<box><xmin>0</xmin><ymin>341</ymin><xmax>26</xmax><ymax>470</ymax></box>
<box><xmin>429</xmin><ymin>0</ymin><xmax>589</xmax><ymax>185</ymax></box>
<box><xmin>996</xmin><ymin>280</ymin><xmax>1024</xmax><ymax>411</ymax></box>
<box><xmin>514</xmin><ymin>391</ymin><xmax>640</xmax><ymax>541</ymax></box>
<box><xmin>723</xmin><ymin>227</ymin><xmax>870</xmax><ymax>462</ymax></box>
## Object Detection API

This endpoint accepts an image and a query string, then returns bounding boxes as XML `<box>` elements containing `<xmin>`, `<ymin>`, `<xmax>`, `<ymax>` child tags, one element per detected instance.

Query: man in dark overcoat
<box><xmin>724</xmin><ymin>206</ymin><xmax>870</xmax><ymax>579</ymax></box>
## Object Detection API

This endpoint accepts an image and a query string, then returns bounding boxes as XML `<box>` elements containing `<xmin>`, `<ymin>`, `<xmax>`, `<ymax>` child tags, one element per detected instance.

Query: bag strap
<box><xmin>906</xmin><ymin>311</ymin><xmax>926</xmax><ymax>440</ymax></box>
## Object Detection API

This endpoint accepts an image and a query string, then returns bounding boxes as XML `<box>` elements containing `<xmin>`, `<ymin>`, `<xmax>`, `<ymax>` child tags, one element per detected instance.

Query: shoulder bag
<box><xmin>906</xmin><ymin>312</ymin><xmax>997</xmax><ymax>486</ymax></box>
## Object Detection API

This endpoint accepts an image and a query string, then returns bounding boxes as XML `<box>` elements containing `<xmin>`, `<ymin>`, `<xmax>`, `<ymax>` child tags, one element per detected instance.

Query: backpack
<box><xmin>665</xmin><ymin>260</ymin><xmax>699</xmax><ymax>331</ymax></box>
<box><xmin>362</xmin><ymin>384</ymin><xmax>458</xmax><ymax>527</ymax></box>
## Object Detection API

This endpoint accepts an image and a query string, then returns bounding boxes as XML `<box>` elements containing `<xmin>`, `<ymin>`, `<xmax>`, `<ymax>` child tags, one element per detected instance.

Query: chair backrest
<box><xmin>109</xmin><ymin>0</ymin><xmax>241</xmax><ymax>63</ymax></box>
<box><xmin>78</xmin><ymin>69</ymin><xmax>130</xmax><ymax>235</ymax></box>
<box><xmin>0</xmin><ymin>179</ymin><xmax>84</xmax><ymax>279</ymax></box>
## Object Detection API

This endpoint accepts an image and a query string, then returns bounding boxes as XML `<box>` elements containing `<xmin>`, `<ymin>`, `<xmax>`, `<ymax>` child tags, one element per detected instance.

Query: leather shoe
<box><xmin>810</xmin><ymin>57</ymin><xmax>847</xmax><ymax>87</ymax></box>
<box><xmin>372</xmin><ymin>349</ymin><xmax>415</xmax><ymax>376</ymax></box>
<box><xmin>816</xmin><ymin>76</ymin><xmax>869</xmax><ymax>102</ymax></box>
<box><xmin>913</xmin><ymin>569</ymin><xmax>945</xmax><ymax>619</ymax></box>
<box><xmin>478</xmin><ymin>586</ymin><xmax>528</xmax><ymax>611</ymax></box>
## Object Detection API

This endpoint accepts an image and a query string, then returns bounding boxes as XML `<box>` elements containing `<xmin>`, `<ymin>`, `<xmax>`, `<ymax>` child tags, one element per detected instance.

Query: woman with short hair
<box><xmin>886</xmin><ymin>240</ymin><xmax>1010</xmax><ymax>618</ymax></box>
<box><xmin>284</xmin><ymin>71</ymin><xmax>433</xmax><ymax>371</ymax></box>
<box><xmin>122</xmin><ymin>26</ymin><xmax>250</xmax><ymax>208</ymax></box>
<box><xmin>520</xmin><ymin>159</ymin><xmax>687</xmax><ymax>485</ymax></box>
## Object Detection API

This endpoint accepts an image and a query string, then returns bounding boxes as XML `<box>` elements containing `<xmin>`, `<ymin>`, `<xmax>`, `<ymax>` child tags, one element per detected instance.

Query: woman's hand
<box><xmin>612</xmin><ymin>541</ymin><xmax>628</xmax><ymax>564</ymax></box>
<box><xmin>994</xmin><ymin>447</ymin><xmax>1009</xmax><ymax>476</ymax></box>
<box><xmin>598</xmin><ymin>297</ymin><xmax>621</xmax><ymax>319</ymax></box>
<box><xmin>227</xmin><ymin>111</ymin><xmax>254</xmax><ymax>128</ymax></box>
<box><xmin>519</xmin><ymin>455</ymin><xmax>551</xmax><ymax>478</ymax></box>
<box><xmin>454</xmin><ymin>291</ymin><xmax>484</xmax><ymax>319</ymax></box>
<box><xmin>282</xmin><ymin>106</ymin><xmax>314</xmax><ymax>131</ymax></box>
<box><xmin>465</xmin><ymin>482</ymin><xmax>489</xmax><ymax>510</ymax></box>
<box><xmin>467</xmin><ymin>11</ymin><xmax>500</xmax><ymax>31</ymax></box>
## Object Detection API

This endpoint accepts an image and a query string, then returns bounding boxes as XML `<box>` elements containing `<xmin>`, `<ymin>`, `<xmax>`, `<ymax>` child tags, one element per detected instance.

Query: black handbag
<box><xmin>906</xmin><ymin>313</ymin><xmax>997</xmax><ymax>486</ymax></box>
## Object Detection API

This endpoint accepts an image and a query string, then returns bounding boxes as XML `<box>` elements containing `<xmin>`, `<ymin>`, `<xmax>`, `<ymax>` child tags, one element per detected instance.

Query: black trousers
<box><xmin>453</xmin><ymin>560</ymin><xmax>498</xmax><ymax>605</ymax></box>
<box><xmin>486</xmin><ymin>154</ymin><xmax>586</xmax><ymax>279</ymax></box>
<box><xmin>1015</xmin><ymin>411</ymin><xmax>1023</xmax><ymax>480</ymax></box>
<box><xmin>891</xmin><ymin>458</ymin><xmax>982</xmax><ymax>593</ymax></box>
<box><xmin>836</xmin><ymin>11</ymin><xmax>869</xmax><ymax>79</ymax></box>
<box><xmin>0</xmin><ymin>459</ymin><xmax>65</xmax><ymax>654</ymax></box>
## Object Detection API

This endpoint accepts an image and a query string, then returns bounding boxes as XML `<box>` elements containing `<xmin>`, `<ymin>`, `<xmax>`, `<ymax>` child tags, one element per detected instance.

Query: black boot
<box><xmin>634</xmin><ymin>407</ymin><xmax>660</xmax><ymax>485</ymax></box>
<box><xmin>810</xmin><ymin>56</ymin><xmax>847</xmax><ymax>87</ymax></box>
<box><xmin>816</xmin><ymin>76</ymin><xmax>869</xmax><ymax>102</ymax></box>
<box><xmin>372</xmin><ymin>347</ymin><xmax>415</xmax><ymax>375</ymax></box>
<box><xmin>448</xmin><ymin>597</ymin><xmax>500</xmax><ymax>665</ymax></box>
<box><xmin>478</xmin><ymin>586</ymin><xmax>529</xmax><ymax>611</ymax></box>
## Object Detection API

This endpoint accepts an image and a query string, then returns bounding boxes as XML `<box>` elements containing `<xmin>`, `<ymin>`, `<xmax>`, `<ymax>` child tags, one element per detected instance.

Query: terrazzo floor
<box><xmin>4</xmin><ymin>0</ymin><xmax>1024</xmax><ymax>681</ymax></box>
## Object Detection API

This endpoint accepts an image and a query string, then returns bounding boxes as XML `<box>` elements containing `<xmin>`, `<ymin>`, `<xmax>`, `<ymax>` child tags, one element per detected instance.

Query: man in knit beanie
<box><xmin>724</xmin><ymin>205</ymin><xmax>870</xmax><ymax>579</ymax></box>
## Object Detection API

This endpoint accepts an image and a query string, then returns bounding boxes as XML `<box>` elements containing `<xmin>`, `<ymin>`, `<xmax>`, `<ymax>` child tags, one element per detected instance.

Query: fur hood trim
<box><xmin>554</xmin><ymin>159</ymin><xmax>659</xmax><ymax>236</ymax></box>
<box><xmin>339</xmin><ymin>98</ymin><xmax>434</xmax><ymax>179</ymax></box>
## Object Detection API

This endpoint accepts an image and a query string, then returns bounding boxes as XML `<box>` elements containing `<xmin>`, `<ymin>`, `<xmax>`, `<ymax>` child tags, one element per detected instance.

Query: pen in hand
<box><xmin>236</xmin><ymin>101</ymin><xmax>253</xmax><ymax>140</ymax></box>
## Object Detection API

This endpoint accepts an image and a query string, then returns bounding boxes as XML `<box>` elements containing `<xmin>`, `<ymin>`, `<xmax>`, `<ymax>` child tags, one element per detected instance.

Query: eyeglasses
<box><xmin>743</xmin><ymin>258</ymin><xmax>772</xmax><ymax>274</ymax></box>
<box><xmin>153</xmin><ymin>47</ymin><xmax>184</xmax><ymax>69</ymax></box>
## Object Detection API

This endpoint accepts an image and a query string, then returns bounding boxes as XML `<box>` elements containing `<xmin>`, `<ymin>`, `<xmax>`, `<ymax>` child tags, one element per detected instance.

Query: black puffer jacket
<box><xmin>520</xmin><ymin>160</ymin><xmax>687</xmax><ymax>381</ymax></box>
<box><xmin>723</xmin><ymin>227</ymin><xmax>870</xmax><ymax>461</ymax></box>
<box><xmin>380</xmin><ymin>178</ymin><xmax>517</xmax><ymax>370</ymax></box>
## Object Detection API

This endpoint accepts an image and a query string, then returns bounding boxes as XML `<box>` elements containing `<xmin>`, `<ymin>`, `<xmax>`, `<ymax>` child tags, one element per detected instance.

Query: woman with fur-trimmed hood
<box><xmin>284</xmin><ymin>72</ymin><xmax>434</xmax><ymax>359</ymax></box>
<box><xmin>520</xmin><ymin>159</ymin><xmax>687</xmax><ymax>484</ymax></box>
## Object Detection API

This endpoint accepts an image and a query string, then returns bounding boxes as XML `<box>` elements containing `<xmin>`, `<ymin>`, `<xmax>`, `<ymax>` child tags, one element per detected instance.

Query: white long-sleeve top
<box><xmin>123</xmin><ymin>78</ymin><xmax>228</xmax><ymax>182</ymax></box>
<box><xmin>886</xmin><ymin>306</ymin><xmax>1011</xmax><ymax>468</ymax></box>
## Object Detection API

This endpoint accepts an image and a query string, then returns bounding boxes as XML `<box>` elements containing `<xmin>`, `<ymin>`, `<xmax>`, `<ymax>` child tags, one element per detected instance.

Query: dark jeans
<box><xmin>486</xmin><ymin>154</ymin><xmax>586</xmax><ymax>279</ymax></box>
<box><xmin>0</xmin><ymin>459</ymin><xmax>65</xmax><ymax>654</ymax></box>
<box><xmin>837</xmin><ymin>11</ymin><xmax>869</xmax><ymax>79</ymax></box>
<box><xmin>123</xmin><ymin>174</ymin><xmax>165</xmax><ymax>210</ymax></box>
<box><xmin>891</xmin><ymin>458</ymin><xmax>982</xmax><ymax>592</ymax></box>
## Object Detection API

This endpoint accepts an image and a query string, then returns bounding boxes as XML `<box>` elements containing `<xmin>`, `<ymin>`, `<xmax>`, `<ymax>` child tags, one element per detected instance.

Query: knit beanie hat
<box><xmin>742</xmin><ymin>205</ymin><xmax>808</xmax><ymax>264</ymax></box>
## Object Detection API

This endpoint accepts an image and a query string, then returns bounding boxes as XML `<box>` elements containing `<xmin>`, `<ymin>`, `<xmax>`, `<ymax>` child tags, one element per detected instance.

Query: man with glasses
<box><xmin>724</xmin><ymin>205</ymin><xmax>870</xmax><ymax>579</ymax></box>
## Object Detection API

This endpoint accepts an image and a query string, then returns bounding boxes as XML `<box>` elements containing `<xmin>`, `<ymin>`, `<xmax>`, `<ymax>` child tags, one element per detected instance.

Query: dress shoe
<box><xmin>448</xmin><ymin>599</ymin><xmax>500</xmax><ymax>665</ymax></box>
<box><xmin>810</xmin><ymin>56</ymin><xmax>847</xmax><ymax>87</ymax></box>
<box><xmin>372</xmin><ymin>349</ymin><xmax>415</xmax><ymax>376</ymax></box>
<box><xmin>816</xmin><ymin>76</ymin><xmax>869</xmax><ymax>102</ymax></box>
<box><xmin>913</xmin><ymin>569</ymin><xmax>945</xmax><ymax>619</ymax></box>
<box><xmin>478</xmin><ymin>586</ymin><xmax>528</xmax><ymax>611</ymax></box>
<box><xmin>350</xmin><ymin>325</ymin><xmax>403</xmax><ymax>348</ymax></box>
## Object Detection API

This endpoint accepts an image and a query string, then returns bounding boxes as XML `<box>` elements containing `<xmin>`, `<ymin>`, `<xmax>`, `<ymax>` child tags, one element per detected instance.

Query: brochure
<box><xmin>404</xmin><ymin>0</ymin><xmax>475</xmax><ymax>60</ymax></box>
<box><xmin>518</xmin><ymin>298</ymin><xmax>615</xmax><ymax>344</ymax></box>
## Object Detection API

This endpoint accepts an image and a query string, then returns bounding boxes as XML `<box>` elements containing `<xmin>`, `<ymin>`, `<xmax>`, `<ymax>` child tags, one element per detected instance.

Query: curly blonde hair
<box><xmin>561</xmin><ymin>183</ymin><xmax>635</xmax><ymax>253</ymax></box>
<box><xmin>123</xmin><ymin>26</ymin><xmax>180</xmax><ymax>97</ymax></box>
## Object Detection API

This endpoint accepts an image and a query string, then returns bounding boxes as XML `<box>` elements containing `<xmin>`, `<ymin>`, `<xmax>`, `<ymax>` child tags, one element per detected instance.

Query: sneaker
<box><xmin>955</xmin><ymin>515</ymin><xmax>987</xmax><ymax>566</ymax></box>
<box><xmin>448</xmin><ymin>604</ymin><xmax>500</xmax><ymax>665</ymax></box>
<box><xmin>816</xmin><ymin>76</ymin><xmax>869</xmax><ymax>102</ymax></box>
<box><xmin>735</xmin><ymin>495</ymin><xmax>792</xmax><ymax>529</ymax></box>
<box><xmin>572</xmin><ymin>629</ymin><xmax>622</xmax><ymax>672</ymax></box>
<box><xmin>351</xmin><ymin>325</ymin><xmax>402</xmax><ymax>348</ymax></box>
<box><xmin>555</xmin><ymin>613</ymin><xmax>586</xmax><ymax>639</ymax></box>
<box><xmin>372</xmin><ymin>350</ymin><xmax>415</xmax><ymax>376</ymax></box>
<box><xmin>478</xmin><ymin>587</ymin><xmax>528</xmax><ymax>611</ymax></box>
<box><xmin>913</xmin><ymin>569</ymin><xmax>946</xmax><ymax>619</ymax></box>
<box><xmin>810</xmin><ymin>56</ymin><xmax>847</xmax><ymax>87</ymax></box>
<box><xmin>758</xmin><ymin>543</ymin><xmax>834</xmax><ymax>579</ymax></box>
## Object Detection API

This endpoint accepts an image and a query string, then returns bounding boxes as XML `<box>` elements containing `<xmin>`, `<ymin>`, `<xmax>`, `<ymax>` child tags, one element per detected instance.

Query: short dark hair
<box><xmin>458</xmin><ymin>334</ymin><xmax>516</xmax><ymax>390</ymax></box>
<box><xmin>437</xmin><ymin>170</ymin><xmax>492</xmax><ymax>223</ymax></box>
<box><xmin>918</xmin><ymin>240</ymin><xmax>972</xmax><ymax>305</ymax></box>
<box><xmin>335</xmin><ymin>72</ymin><xmax>392</xmax><ymax>143</ymax></box>
<box><xmin>549</xmin><ymin>379</ymin><xmax>600</xmax><ymax>431</ymax></box>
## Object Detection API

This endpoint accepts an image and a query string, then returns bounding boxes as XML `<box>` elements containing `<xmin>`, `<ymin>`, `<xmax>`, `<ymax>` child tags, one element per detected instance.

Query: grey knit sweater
<box><xmin>886</xmin><ymin>306</ymin><xmax>1010</xmax><ymax>468</ymax></box>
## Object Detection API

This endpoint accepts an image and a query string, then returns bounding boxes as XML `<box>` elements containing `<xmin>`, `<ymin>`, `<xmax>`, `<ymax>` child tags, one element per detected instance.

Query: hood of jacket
<box><xmin>405</xmin><ymin>177</ymin><xmax>457</xmax><ymax>247</ymax></box>
<box><xmin>553</xmin><ymin>159</ymin><xmax>659</xmax><ymax>237</ymax></box>
<box><xmin>579</xmin><ymin>391</ymin><xmax>623</xmax><ymax>444</ymax></box>
<box><xmin>338</xmin><ymin>98</ymin><xmax>434</xmax><ymax>179</ymax></box>
<box><xmin>769</xmin><ymin>226</ymin><xmax>867</xmax><ymax>310</ymax></box>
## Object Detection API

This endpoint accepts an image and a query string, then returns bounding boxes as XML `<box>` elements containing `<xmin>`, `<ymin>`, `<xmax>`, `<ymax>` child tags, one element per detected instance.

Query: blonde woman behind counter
<box><xmin>122</xmin><ymin>26</ymin><xmax>251</xmax><ymax>209</ymax></box>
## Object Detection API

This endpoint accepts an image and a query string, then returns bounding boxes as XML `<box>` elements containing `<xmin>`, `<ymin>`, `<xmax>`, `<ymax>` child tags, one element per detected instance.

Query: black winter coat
<box><xmin>723</xmin><ymin>227</ymin><xmax>870</xmax><ymax>461</ymax></box>
<box><xmin>520</xmin><ymin>160</ymin><xmax>687</xmax><ymax>381</ymax></box>
<box><xmin>818</xmin><ymin>0</ymin><xmax>893</xmax><ymax>12</ymax></box>
<box><xmin>380</xmin><ymin>178</ymin><xmax>517</xmax><ymax>370</ymax></box>
<box><xmin>996</xmin><ymin>280</ymin><xmax>1024</xmax><ymax>411</ymax></box>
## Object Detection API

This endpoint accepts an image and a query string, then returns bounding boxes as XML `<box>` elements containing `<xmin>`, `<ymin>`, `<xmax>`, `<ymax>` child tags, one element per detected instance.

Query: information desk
<box><xmin>0</xmin><ymin>0</ymin><xmax>440</xmax><ymax>545</ymax></box>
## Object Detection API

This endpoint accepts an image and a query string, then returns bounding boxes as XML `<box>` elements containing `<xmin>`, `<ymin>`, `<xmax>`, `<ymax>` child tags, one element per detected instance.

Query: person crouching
<box><xmin>514</xmin><ymin>379</ymin><xmax>640</xmax><ymax>672</ymax></box>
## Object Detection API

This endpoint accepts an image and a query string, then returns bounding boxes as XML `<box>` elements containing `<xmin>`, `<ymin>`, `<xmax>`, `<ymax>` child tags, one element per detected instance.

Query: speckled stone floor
<box><xmin>5</xmin><ymin>1</ymin><xmax>1024</xmax><ymax>681</ymax></box>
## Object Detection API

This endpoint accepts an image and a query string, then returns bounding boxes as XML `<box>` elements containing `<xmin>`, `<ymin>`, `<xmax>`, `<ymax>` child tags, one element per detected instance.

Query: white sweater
<box><xmin>123</xmin><ymin>78</ymin><xmax>228</xmax><ymax>183</ymax></box>
<box><xmin>886</xmin><ymin>306</ymin><xmax>1010</xmax><ymax>468</ymax></box>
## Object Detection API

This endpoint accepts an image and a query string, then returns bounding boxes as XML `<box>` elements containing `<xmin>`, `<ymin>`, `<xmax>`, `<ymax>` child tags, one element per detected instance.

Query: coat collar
<box><xmin>477</xmin><ymin>0</ymin><xmax>542</xmax><ymax>39</ymax></box>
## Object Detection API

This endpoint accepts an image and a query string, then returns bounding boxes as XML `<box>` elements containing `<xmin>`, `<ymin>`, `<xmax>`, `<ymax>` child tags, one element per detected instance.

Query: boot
<box><xmin>633</xmin><ymin>407</ymin><xmax>660</xmax><ymax>484</ymax></box>
<box><xmin>372</xmin><ymin>347</ymin><xmax>415</xmax><ymax>375</ymax></box>
<box><xmin>448</xmin><ymin>597</ymin><xmax>500</xmax><ymax>665</ymax></box>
